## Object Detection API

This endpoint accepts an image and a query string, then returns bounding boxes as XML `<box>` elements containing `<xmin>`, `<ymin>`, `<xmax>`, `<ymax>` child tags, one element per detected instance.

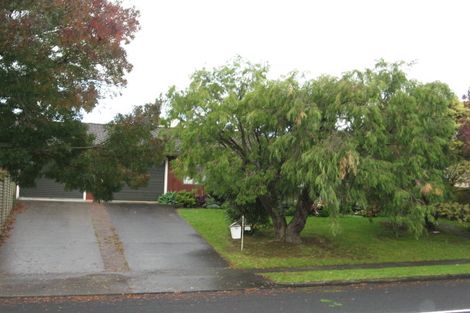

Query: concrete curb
<box><xmin>0</xmin><ymin>281</ymin><xmax>275</xmax><ymax>299</ymax></box>
<box><xmin>1</xmin><ymin>274</ymin><xmax>470</xmax><ymax>300</ymax></box>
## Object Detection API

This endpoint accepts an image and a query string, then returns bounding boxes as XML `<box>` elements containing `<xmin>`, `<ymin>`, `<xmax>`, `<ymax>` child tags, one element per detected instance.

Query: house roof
<box><xmin>84</xmin><ymin>122</ymin><xmax>179</xmax><ymax>155</ymax></box>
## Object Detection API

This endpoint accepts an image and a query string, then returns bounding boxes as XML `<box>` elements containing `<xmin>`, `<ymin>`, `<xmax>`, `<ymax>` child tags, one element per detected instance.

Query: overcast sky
<box><xmin>83</xmin><ymin>0</ymin><xmax>470</xmax><ymax>123</ymax></box>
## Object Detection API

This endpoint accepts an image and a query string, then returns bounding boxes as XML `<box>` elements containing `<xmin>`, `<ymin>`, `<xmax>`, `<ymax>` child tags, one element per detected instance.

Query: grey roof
<box><xmin>85</xmin><ymin>123</ymin><xmax>108</xmax><ymax>144</ymax></box>
<box><xmin>84</xmin><ymin>123</ymin><xmax>174</xmax><ymax>154</ymax></box>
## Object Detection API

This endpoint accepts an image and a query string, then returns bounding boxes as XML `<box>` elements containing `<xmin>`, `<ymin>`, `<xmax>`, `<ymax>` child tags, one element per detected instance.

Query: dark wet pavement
<box><xmin>0</xmin><ymin>201</ymin><xmax>103</xmax><ymax>274</ymax></box>
<box><xmin>0</xmin><ymin>201</ymin><xmax>268</xmax><ymax>296</ymax></box>
<box><xmin>106</xmin><ymin>203</ymin><xmax>227</xmax><ymax>271</ymax></box>
<box><xmin>3</xmin><ymin>279</ymin><xmax>470</xmax><ymax>313</ymax></box>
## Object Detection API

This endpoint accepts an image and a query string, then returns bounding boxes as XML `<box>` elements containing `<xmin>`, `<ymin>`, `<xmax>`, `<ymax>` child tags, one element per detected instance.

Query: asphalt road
<box><xmin>1</xmin><ymin>279</ymin><xmax>470</xmax><ymax>313</ymax></box>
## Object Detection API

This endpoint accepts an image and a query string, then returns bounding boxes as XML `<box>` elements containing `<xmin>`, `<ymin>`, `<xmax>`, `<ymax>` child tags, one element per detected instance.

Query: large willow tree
<box><xmin>167</xmin><ymin>58</ymin><xmax>457</xmax><ymax>243</ymax></box>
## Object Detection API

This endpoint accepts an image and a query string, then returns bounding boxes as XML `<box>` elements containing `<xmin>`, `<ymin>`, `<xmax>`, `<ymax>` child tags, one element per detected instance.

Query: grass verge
<box><xmin>261</xmin><ymin>264</ymin><xmax>470</xmax><ymax>284</ymax></box>
<box><xmin>177</xmin><ymin>209</ymin><xmax>470</xmax><ymax>269</ymax></box>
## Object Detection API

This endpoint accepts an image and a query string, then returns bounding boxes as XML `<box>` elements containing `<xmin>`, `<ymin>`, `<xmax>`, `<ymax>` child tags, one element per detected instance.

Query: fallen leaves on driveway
<box><xmin>0</xmin><ymin>202</ymin><xmax>26</xmax><ymax>247</ymax></box>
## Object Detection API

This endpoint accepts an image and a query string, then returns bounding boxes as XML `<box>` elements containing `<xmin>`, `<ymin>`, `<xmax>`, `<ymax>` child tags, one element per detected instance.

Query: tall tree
<box><xmin>456</xmin><ymin>89</ymin><xmax>470</xmax><ymax>158</ymax></box>
<box><xmin>445</xmin><ymin>88</ymin><xmax>470</xmax><ymax>195</ymax></box>
<box><xmin>337</xmin><ymin>63</ymin><xmax>457</xmax><ymax>234</ymax></box>
<box><xmin>168</xmin><ymin>59</ymin><xmax>457</xmax><ymax>243</ymax></box>
<box><xmin>0</xmin><ymin>0</ymin><xmax>140</xmax><ymax>187</ymax></box>
<box><xmin>57</xmin><ymin>101</ymin><xmax>164</xmax><ymax>201</ymax></box>
<box><xmin>167</xmin><ymin>59</ymin><xmax>355</xmax><ymax>243</ymax></box>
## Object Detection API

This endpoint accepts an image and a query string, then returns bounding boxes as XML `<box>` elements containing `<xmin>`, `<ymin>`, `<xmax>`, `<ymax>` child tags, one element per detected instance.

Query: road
<box><xmin>1</xmin><ymin>279</ymin><xmax>470</xmax><ymax>313</ymax></box>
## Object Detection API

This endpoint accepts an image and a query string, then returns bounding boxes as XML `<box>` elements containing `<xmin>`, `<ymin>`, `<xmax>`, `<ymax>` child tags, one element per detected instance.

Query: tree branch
<box><xmin>217</xmin><ymin>132</ymin><xmax>247</xmax><ymax>161</ymax></box>
<box><xmin>236</xmin><ymin>116</ymin><xmax>249</xmax><ymax>152</ymax></box>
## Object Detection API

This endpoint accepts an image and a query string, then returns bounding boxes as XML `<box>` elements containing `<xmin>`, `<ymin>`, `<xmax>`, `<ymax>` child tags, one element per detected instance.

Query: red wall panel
<box><xmin>167</xmin><ymin>160</ymin><xmax>204</xmax><ymax>196</ymax></box>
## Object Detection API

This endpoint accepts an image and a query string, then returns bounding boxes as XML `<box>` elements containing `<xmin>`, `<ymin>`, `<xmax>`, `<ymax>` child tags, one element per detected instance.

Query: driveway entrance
<box><xmin>0</xmin><ymin>201</ymin><xmax>266</xmax><ymax>296</ymax></box>
<box><xmin>106</xmin><ymin>203</ymin><xmax>227</xmax><ymax>271</ymax></box>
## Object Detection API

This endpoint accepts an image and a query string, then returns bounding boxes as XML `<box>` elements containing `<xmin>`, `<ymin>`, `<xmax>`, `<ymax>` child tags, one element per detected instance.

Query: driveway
<box><xmin>106</xmin><ymin>203</ymin><xmax>227</xmax><ymax>271</ymax></box>
<box><xmin>0</xmin><ymin>201</ymin><xmax>103</xmax><ymax>275</ymax></box>
<box><xmin>0</xmin><ymin>201</ymin><xmax>266</xmax><ymax>296</ymax></box>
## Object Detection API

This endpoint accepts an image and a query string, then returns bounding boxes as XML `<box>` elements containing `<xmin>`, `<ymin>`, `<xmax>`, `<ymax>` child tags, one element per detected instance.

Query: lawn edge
<box><xmin>266</xmin><ymin>273</ymin><xmax>470</xmax><ymax>287</ymax></box>
<box><xmin>249</xmin><ymin>258</ymin><xmax>470</xmax><ymax>273</ymax></box>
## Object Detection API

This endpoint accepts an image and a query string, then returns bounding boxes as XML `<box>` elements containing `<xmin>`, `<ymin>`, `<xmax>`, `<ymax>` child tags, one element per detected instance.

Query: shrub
<box><xmin>174</xmin><ymin>191</ymin><xmax>197</xmax><ymax>208</ymax></box>
<box><xmin>196</xmin><ymin>194</ymin><xmax>206</xmax><ymax>207</ymax></box>
<box><xmin>204</xmin><ymin>195</ymin><xmax>222</xmax><ymax>209</ymax></box>
<box><xmin>316</xmin><ymin>207</ymin><xmax>330</xmax><ymax>217</ymax></box>
<box><xmin>355</xmin><ymin>207</ymin><xmax>380</xmax><ymax>218</ymax></box>
<box><xmin>454</xmin><ymin>188</ymin><xmax>470</xmax><ymax>204</ymax></box>
<box><xmin>158</xmin><ymin>191</ymin><xmax>198</xmax><ymax>207</ymax></box>
<box><xmin>434</xmin><ymin>202</ymin><xmax>470</xmax><ymax>223</ymax></box>
<box><xmin>157</xmin><ymin>192</ymin><xmax>178</xmax><ymax>205</ymax></box>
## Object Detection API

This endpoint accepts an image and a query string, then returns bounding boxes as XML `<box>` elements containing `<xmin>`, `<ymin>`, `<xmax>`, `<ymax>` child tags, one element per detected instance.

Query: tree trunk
<box><xmin>260</xmin><ymin>195</ymin><xmax>287</xmax><ymax>241</ymax></box>
<box><xmin>271</xmin><ymin>209</ymin><xmax>287</xmax><ymax>241</ymax></box>
<box><xmin>285</xmin><ymin>188</ymin><xmax>313</xmax><ymax>244</ymax></box>
<box><xmin>424</xmin><ymin>215</ymin><xmax>437</xmax><ymax>232</ymax></box>
<box><xmin>260</xmin><ymin>190</ymin><xmax>313</xmax><ymax>244</ymax></box>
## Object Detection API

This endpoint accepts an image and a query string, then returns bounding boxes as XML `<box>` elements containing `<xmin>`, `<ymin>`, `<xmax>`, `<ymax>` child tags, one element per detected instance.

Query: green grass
<box><xmin>262</xmin><ymin>264</ymin><xmax>470</xmax><ymax>283</ymax></box>
<box><xmin>178</xmin><ymin>209</ymin><xmax>470</xmax><ymax>269</ymax></box>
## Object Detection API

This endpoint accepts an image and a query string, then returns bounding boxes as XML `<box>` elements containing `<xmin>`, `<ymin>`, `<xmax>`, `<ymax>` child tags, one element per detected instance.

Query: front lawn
<box><xmin>178</xmin><ymin>209</ymin><xmax>470</xmax><ymax>269</ymax></box>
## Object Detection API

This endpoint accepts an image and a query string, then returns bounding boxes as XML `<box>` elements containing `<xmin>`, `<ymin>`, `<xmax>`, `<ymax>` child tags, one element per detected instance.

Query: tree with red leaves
<box><xmin>457</xmin><ymin>120</ymin><xmax>470</xmax><ymax>157</ymax></box>
<box><xmin>446</xmin><ymin>88</ymin><xmax>470</xmax><ymax>188</ymax></box>
<box><xmin>457</xmin><ymin>89</ymin><xmax>470</xmax><ymax>156</ymax></box>
<box><xmin>0</xmin><ymin>1</ymin><xmax>162</xmax><ymax>200</ymax></box>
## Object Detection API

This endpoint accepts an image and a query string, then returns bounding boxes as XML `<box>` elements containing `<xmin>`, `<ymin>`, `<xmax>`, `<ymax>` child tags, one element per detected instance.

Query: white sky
<box><xmin>83</xmin><ymin>0</ymin><xmax>470</xmax><ymax>123</ymax></box>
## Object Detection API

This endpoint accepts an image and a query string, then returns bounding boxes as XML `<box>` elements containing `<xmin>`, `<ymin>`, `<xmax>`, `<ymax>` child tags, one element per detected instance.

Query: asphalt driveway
<box><xmin>0</xmin><ymin>201</ymin><xmax>103</xmax><ymax>274</ymax></box>
<box><xmin>106</xmin><ymin>203</ymin><xmax>227</xmax><ymax>271</ymax></box>
<box><xmin>0</xmin><ymin>201</ymin><xmax>266</xmax><ymax>296</ymax></box>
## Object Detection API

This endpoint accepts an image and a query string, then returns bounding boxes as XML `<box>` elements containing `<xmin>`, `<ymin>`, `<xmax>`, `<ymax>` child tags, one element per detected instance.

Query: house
<box><xmin>17</xmin><ymin>123</ymin><xmax>202</xmax><ymax>202</ymax></box>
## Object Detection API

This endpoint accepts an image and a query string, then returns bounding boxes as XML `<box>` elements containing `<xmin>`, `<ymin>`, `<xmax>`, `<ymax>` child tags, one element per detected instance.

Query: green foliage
<box><xmin>56</xmin><ymin>101</ymin><xmax>164</xmax><ymax>201</ymax></box>
<box><xmin>174</xmin><ymin>191</ymin><xmax>197</xmax><ymax>208</ymax></box>
<box><xmin>158</xmin><ymin>192</ymin><xmax>178</xmax><ymax>205</ymax></box>
<box><xmin>167</xmin><ymin>57</ymin><xmax>457</xmax><ymax>241</ymax></box>
<box><xmin>316</xmin><ymin>208</ymin><xmax>331</xmax><ymax>218</ymax></box>
<box><xmin>226</xmin><ymin>203</ymin><xmax>271</xmax><ymax>230</ymax></box>
<box><xmin>327</xmin><ymin>63</ymin><xmax>457</xmax><ymax>237</ymax></box>
<box><xmin>158</xmin><ymin>191</ymin><xmax>197</xmax><ymax>208</ymax></box>
<box><xmin>442</xmin><ymin>88</ymin><xmax>470</xmax><ymax>221</ymax></box>
<box><xmin>434</xmin><ymin>202</ymin><xmax>470</xmax><ymax>223</ymax></box>
<box><xmin>454</xmin><ymin>188</ymin><xmax>470</xmax><ymax>204</ymax></box>
<box><xmin>455</xmin><ymin>92</ymin><xmax>470</xmax><ymax>158</ymax></box>
<box><xmin>446</xmin><ymin>161</ymin><xmax>470</xmax><ymax>187</ymax></box>
<box><xmin>204</xmin><ymin>195</ymin><xmax>223</xmax><ymax>209</ymax></box>
<box><xmin>0</xmin><ymin>0</ymin><xmax>141</xmax><ymax>194</ymax></box>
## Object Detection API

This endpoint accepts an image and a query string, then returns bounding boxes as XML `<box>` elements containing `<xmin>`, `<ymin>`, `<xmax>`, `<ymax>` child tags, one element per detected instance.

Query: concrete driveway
<box><xmin>0</xmin><ymin>201</ymin><xmax>267</xmax><ymax>296</ymax></box>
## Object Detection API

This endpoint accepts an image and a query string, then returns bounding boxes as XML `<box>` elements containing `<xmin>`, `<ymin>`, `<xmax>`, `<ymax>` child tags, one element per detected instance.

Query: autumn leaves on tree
<box><xmin>1</xmin><ymin>1</ymin><xmax>163</xmax><ymax>200</ymax></box>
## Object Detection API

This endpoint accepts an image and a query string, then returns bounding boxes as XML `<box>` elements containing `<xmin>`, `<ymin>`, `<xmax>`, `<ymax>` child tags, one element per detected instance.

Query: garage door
<box><xmin>20</xmin><ymin>177</ymin><xmax>83</xmax><ymax>199</ymax></box>
<box><xmin>112</xmin><ymin>165</ymin><xmax>165</xmax><ymax>201</ymax></box>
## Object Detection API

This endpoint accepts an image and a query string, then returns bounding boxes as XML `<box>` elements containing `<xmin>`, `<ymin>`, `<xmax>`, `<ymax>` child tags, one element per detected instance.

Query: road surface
<box><xmin>1</xmin><ymin>279</ymin><xmax>470</xmax><ymax>313</ymax></box>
